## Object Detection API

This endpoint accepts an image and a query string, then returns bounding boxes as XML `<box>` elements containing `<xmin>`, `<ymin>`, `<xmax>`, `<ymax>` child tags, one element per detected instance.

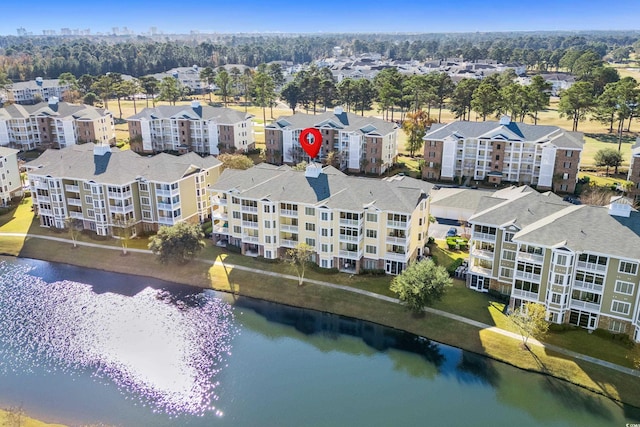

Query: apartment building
<box><xmin>0</xmin><ymin>98</ymin><xmax>115</xmax><ymax>150</ymax></box>
<box><xmin>149</xmin><ymin>65</ymin><xmax>207</xmax><ymax>94</ymax></box>
<box><xmin>27</xmin><ymin>143</ymin><xmax>221</xmax><ymax>236</ymax></box>
<box><xmin>0</xmin><ymin>147</ymin><xmax>21</xmax><ymax>204</ymax></box>
<box><xmin>265</xmin><ymin>107</ymin><xmax>398</xmax><ymax>176</ymax></box>
<box><xmin>7</xmin><ymin>77</ymin><xmax>71</xmax><ymax>105</ymax></box>
<box><xmin>422</xmin><ymin>116</ymin><xmax>583</xmax><ymax>193</ymax></box>
<box><xmin>127</xmin><ymin>101</ymin><xmax>254</xmax><ymax>155</ymax></box>
<box><xmin>465</xmin><ymin>185</ymin><xmax>640</xmax><ymax>342</ymax></box>
<box><xmin>626</xmin><ymin>139</ymin><xmax>640</xmax><ymax>204</ymax></box>
<box><xmin>209</xmin><ymin>163</ymin><xmax>432</xmax><ymax>275</ymax></box>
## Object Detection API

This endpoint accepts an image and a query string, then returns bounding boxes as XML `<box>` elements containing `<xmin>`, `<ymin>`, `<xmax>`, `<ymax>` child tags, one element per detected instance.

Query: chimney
<box><xmin>36</xmin><ymin>77</ymin><xmax>43</xmax><ymax>86</ymax></box>
<box><xmin>305</xmin><ymin>162</ymin><xmax>322</xmax><ymax>178</ymax></box>
<box><xmin>334</xmin><ymin>106</ymin><xmax>344</xmax><ymax>115</ymax></box>
<box><xmin>499</xmin><ymin>115</ymin><xmax>511</xmax><ymax>125</ymax></box>
<box><xmin>48</xmin><ymin>96</ymin><xmax>59</xmax><ymax>111</ymax></box>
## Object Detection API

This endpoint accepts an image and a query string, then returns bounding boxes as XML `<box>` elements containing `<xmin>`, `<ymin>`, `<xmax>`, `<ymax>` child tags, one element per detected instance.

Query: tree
<box><xmin>558</xmin><ymin>81</ymin><xmax>595</xmax><ymax>131</ymax></box>
<box><xmin>64</xmin><ymin>217</ymin><xmax>83</xmax><ymax>248</ymax></box>
<box><xmin>527</xmin><ymin>75</ymin><xmax>552</xmax><ymax>124</ymax></box>
<box><xmin>402</xmin><ymin>109</ymin><xmax>432</xmax><ymax>157</ymax></box>
<box><xmin>374</xmin><ymin>67</ymin><xmax>403</xmax><ymax>120</ymax></box>
<box><xmin>58</xmin><ymin>72</ymin><xmax>78</xmax><ymax>90</ymax></box>
<box><xmin>508</xmin><ymin>302</ymin><xmax>549</xmax><ymax>350</ymax></box>
<box><xmin>199</xmin><ymin>66</ymin><xmax>216</xmax><ymax>102</ymax></box>
<box><xmin>158</xmin><ymin>76</ymin><xmax>183</xmax><ymax>105</ymax></box>
<box><xmin>594</xmin><ymin>147</ymin><xmax>623</xmax><ymax>176</ymax></box>
<box><xmin>253</xmin><ymin>66</ymin><xmax>276</xmax><ymax>126</ymax></box>
<box><xmin>286</xmin><ymin>242</ymin><xmax>314</xmax><ymax>286</ymax></box>
<box><xmin>432</xmin><ymin>73</ymin><xmax>454</xmax><ymax>122</ymax></box>
<box><xmin>389</xmin><ymin>258</ymin><xmax>452</xmax><ymax>314</ymax></box>
<box><xmin>107</xmin><ymin>73</ymin><xmax>125</xmax><ymax>118</ymax></box>
<box><xmin>148</xmin><ymin>222</ymin><xmax>205</xmax><ymax>264</ymax></box>
<box><xmin>77</xmin><ymin>74</ymin><xmax>95</xmax><ymax>95</ymax></box>
<box><xmin>215</xmin><ymin>68</ymin><xmax>232</xmax><ymax>107</ymax></box>
<box><xmin>112</xmin><ymin>214</ymin><xmax>136</xmax><ymax>255</ymax></box>
<box><xmin>337</xmin><ymin>78</ymin><xmax>356</xmax><ymax>112</ymax></box>
<box><xmin>240</xmin><ymin>68</ymin><xmax>254</xmax><ymax>112</ymax></box>
<box><xmin>218</xmin><ymin>153</ymin><xmax>254</xmax><ymax>170</ymax></box>
<box><xmin>91</xmin><ymin>74</ymin><xmax>117</xmax><ymax>110</ymax></box>
<box><xmin>268</xmin><ymin>63</ymin><xmax>286</xmax><ymax>89</ymax></box>
<box><xmin>0</xmin><ymin>71</ymin><xmax>12</xmax><ymax>93</ymax></box>
<box><xmin>354</xmin><ymin>78</ymin><xmax>377</xmax><ymax>116</ymax></box>
<box><xmin>139</xmin><ymin>75</ymin><xmax>159</xmax><ymax>107</ymax></box>
<box><xmin>449</xmin><ymin>78</ymin><xmax>480</xmax><ymax>121</ymax></box>
<box><xmin>471</xmin><ymin>77</ymin><xmax>501</xmax><ymax>121</ymax></box>
<box><xmin>83</xmin><ymin>92</ymin><xmax>98</xmax><ymax>106</ymax></box>
<box><xmin>281</xmin><ymin>81</ymin><xmax>302</xmax><ymax>114</ymax></box>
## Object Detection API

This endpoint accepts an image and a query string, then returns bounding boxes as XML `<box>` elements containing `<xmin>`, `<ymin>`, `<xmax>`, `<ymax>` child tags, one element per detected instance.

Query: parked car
<box><xmin>446</xmin><ymin>227</ymin><xmax>458</xmax><ymax>237</ymax></box>
<box><xmin>563</xmin><ymin>196</ymin><xmax>582</xmax><ymax>205</ymax></box>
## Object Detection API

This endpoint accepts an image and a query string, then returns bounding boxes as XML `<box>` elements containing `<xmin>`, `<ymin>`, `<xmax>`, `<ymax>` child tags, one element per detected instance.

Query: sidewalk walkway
<box><xmin>2</xmin><ymin>231</ymin><xmax>639</xmax><ymax>377</ymax></box>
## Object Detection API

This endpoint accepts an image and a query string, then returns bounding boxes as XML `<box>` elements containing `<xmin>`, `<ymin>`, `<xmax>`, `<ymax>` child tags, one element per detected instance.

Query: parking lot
<box><xmin>429</xmin><ymin>221</ymin><xmax>461</xmax><ymax>239</ymax></box>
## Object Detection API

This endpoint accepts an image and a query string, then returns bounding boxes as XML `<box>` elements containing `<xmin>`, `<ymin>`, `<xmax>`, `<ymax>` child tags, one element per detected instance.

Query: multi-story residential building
<box><xmin>0</xmin><ymin>98</ymin><xmax>115</xmax><ymax>150</ymax></box>
<box><xmin>7</xmin><ymin>77</ymin><xmax>71</xmax><ymax>105</ymax></box>
<box><xmin>26</xmin><ymin>143</ymin><xmax>222</xmax><ymax>236</ymax></box>
<box><xmin>422</xmin><ymin>116</ymin><xmax>584</xmax><ymax>193</ymax></box>
<box><xmin>209</xmin><ymin>163</ymin><xmax>432</xmax><ymax>274</ymax></box>
<box><xmin>465</xmin><ymin>185</ymin><xmax>640</xmax><ymax>342</ymax></box>
<box><xmin>127</xmin><ymin>101</ymin><xmax>254</xmax><ymax>155</ymax></box>
<box><xmin>626</xmin><ymin>139</ymin><xmax>640</xmax><ymax>205</ymax></box>
<box><xmin>265</xmin><ymin>107</ymin><xmax>398</xmax><ymax>176</ymax></box>
<box><xmin>0</xmin><ymin>147</ymin><xmax>22</xmax><ymax>204</ymax></box>
<box><xmin>149</xmin><ymin>66</ymin><xmax>207</xmax><ymax>94</ymax></box>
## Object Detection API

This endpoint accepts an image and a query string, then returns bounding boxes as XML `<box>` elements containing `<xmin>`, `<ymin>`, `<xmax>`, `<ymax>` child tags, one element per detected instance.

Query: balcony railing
<box><xmin>39</xmin><ymin>208</ymin><xmax>53</xmax><ymax>216</ymax></box>
<box><xmin>340</xmin><ymin>234</ymin><xmax>360</xmax><ymax>243</ymax></box>
<box><xmin>281</xmin><ymin>239</ymin><xmax>298</xmax><ymax>248</ymax></box>
<box><xmin>65</xmin><ymin>184</ymin><xmax>80</xmax><ymax>193</ymax></box>
<box><xmin>212</xmin><ymin>210</ymin><xmax>227</xmax><ymax>219</ymax></box>
<box><xmin>511</xmin><ymin>288</ymin><xmax>540</xmax><ymax>302</ymax></box>
<box><xmin>572</xmin><ymin>280</ymin><xmax>603</xmax><ymax>293</ymax></box>
<box><xmin>339</xmin><ymin>218</ymin><xmax>361</xmax><ymax>226</ymax></box>
<box><xmin>576</xmin><ymin>261</ymin><xmax>607</xmax><ymax>273</ymax></box>
<box><xmin>570</xmin><ymin>299</ymin><xmax>601</xmax><ymax>313</ymax></box>
<box><xmin>213</xmin><ymin>224</ymin><xmax>229</xmax><ymax>234</ymax></box>
<box><xmin>242</xmin><ymin>235</ymin><xmax>259</xmax><ymax>243</ymax></box>
<box><xmin>386</xmin><ymin>236</ymin><xmax>407</xmax><ymax>245</ymax></box>
<box><xmin>109</xmin><ymin>204</ymin><xmax>134</xmax><ymax>214</ymax></box>
<box><xmin>387</xmin><ymin>220</ymin><xmax>409</xmax><ymax>229</ymax></box>
<box><xmin>385</xmin><ymin>251</ymin><xmax>407</xmax><ymax>262</ymax></box>
<box><xmin>280</xmin><ymin>224</ymin><xmax>298</xmax><ymax>232</ymax></box>
<box><xmin>155</xmin><ymin>188</ymin><xmax>179</xmax><ymax>197</ymax></box>
<box><xmin>211</xmin><ymin>196</ymin><xmax>228</xmax><ymax>206</ymax></box>
<box><xmin>514</xmin><ymin>270</ymin><xmax>541</xmax><ymax>282</ymax></box>
<box><xmin>242</xmin><ymin>220</ymin><xmax>259</xmax><ymax>228</ymax></box>
<box><xmin>158</xmin><ymin>216</ymin><xmax>175</xmax><ymax>225</ymax></box>
<box><xmin>469</xmin><ymin>264</ymin><xmax>492</xmax><ymax>276</ymax></box>
<box><xmin>67</xmin><ymin>198</ymin><xmax>82</xmax><ymax>207</ymax></box>
<box><xmin>471</xmin><ymin>247</ymin><xmax>494</xmax><ymax>260</ymax></box>
<box><xmin>69</xmin><ymin>211</ymin><xmax>84</xmax><ymax>219</ymax></box>
<box><xmin>339</xmin><ymin>249</ymin><xmax>362</xmax><ymax>260</ymax></box>
<box><xmin>280</xmin><ymin>209</ymin><xmax>298</xmax><ymax>217</ymax></box>
<box><xmin>108</xmin><ymin>191</ymin><xmax>132</xmax><ymax>199</ymax></box>
<box><xmin>517</xmin><ymin>252</ymin><xmax>544</xmax><ymax>264</ymax></box>
<box><xmin>473</xmin><ymin>232</ymin><xmax>496</xmax><ymax>242</ymax></box>
<box><xmin>241</xmin><ymin>205</ymin><xmax>258</xmax><ymax>213</ymax></box>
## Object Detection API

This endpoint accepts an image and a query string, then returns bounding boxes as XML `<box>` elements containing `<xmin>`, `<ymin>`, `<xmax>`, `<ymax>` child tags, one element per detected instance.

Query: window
<box><xmin>611</xmin><ymin>301</ymin><xmax>631</xmax><ymax>315</ymax></box>
<box><xmin>563</xmin><ymin>162</ymin><xmax>571</xmax><ymax>169</ymax></box>
<box><xmin>500</xmin><ymin>267</ymin><xmax>513</xmax><ymax>278</ymax></box>
<box><xmin>566</xmin><ymin>150</ymin><xmax>572</xmax><ymax>157</ymax></box>
<box><xmin>232</xmin><ymin>211</ymin><xmax>240</xmax><ymax>219</ymax></box>
<box><xmin>321</xmin><ymin>244</ymin><xmax>328</xmax><ymax>252</ymax></box>
<box><xmin>609</xmin><ymin>320</ymin><xmax>626</xmax><ymax>333</ymax></box>
<box><xmin>85</xmin><ymin>195</ymin><xmax>93</xmax><ymax>204</ymax></box>
<box><xmin>366</xmin><ymin>229</ymin><xmax>377</xmax><ymax>238</ymax></box>
<box><xmin>502</xmin><ymin>250</ymin><xmax>516</xmax><ymax>261</ymax></box>
<box><xmin>265</xmin><ymin>236</ymin><xmax>272</xmax><ymax>243</ymax></box>
<box><xmin>619</xmin><ymin>261</ymin><xmax>638</xmax><ymax>275</ymax></box>
<box><xmin>614</xmin><ymin>280</ymin><xmax>634</xmax><ymax>295</ymax></box>
<box><xmin>83</xmin><ymin>182</ymin><xmax>91</xmax><ymax>191</ymax></box>
<box><xmin>305</xmin><ymin>223</ymin><xmax>315</xmax><ymax>232</ymax></box>
<box><xmin>321</xmin><ymin>211</ymin><xmax>332</xmax><ymax>221</ymax></box>
<box><xmin>554</xmin><ymin>253</ymin><xmax>569</xmax><ymax>266</ymax></box>
<box><xmin>306</xmin><ymin>238</ymin><xmax>316</xmax><ymax>247</ymax></box>
<box><xmin>233</xmin><ymin>225</ymin><xmax>241</xmax><ymax>233</ymax></box>
<box><xmin>366</xmin><ymin>213</ymin><xmax>377</xmax><ymax>222</ymax></box>
<box><xmin>305</xmin><ymin>207</ymin><xmax>315</xmax><ymax>216</ymax></box>
<box><xmin>366</xmin><ymin>245</ymin><xmax>377</xmax><ymax>254</ymax></box>
<box><xmin>264</xmin><ymin>220</ymin><xmax>271</xmax><ymax>229</ymax></box>
<box><xmin>141</xmin><ymin>197</ymin><xmax>150</xmax><ymax>205</ymax></box>
<box><xmin>503</xmin><ymin>232</ymin><xmax>514</xmax><ymax>242</ymax></box>
<box><xmin>551</xmin><ymin>293</ymin><xmax>562</xmax><ymax>304</ymax></box>
<box><xmin>264</xmin><ymin>205</ymin><xmax>271</xmax><ymax>213</ymax></box>
<box><xmin>321</xmin><ymin>228</ymin><xmax>330</xmax><ymax>237</ymax></box>
<box><xmin>562</xmin><ymin>173</ymin><xmax>569</xmax><ymax>180</ymax></box>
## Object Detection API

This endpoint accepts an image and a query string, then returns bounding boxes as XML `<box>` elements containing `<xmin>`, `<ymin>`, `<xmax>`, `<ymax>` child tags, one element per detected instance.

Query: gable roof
<box><xmin>0</xmin><ymin>102</ymin><xmax>110</xmax><ymax>121</ymax></box>
<box><xmin>128</xmin><ymin>105</ymin><xmax>252</xmax><ymax>123</ymax></box>
<box><xmin>267</xmin><ymin>110</ymin><xmax>397</xmax><ymax>136</ymax></box>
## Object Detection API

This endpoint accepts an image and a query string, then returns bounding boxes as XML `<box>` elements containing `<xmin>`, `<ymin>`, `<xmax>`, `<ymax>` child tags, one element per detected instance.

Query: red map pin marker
<box><xmin>299</xmin><ymin>128</ymin><xmax>322</xmax><ymax>159</ymax></box>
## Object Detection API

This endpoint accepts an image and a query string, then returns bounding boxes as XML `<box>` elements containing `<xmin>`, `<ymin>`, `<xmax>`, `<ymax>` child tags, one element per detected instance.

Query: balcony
<box><xmin>386</xmin><ymin>236</ymin><xmax>407</xmax><ymax>245</ymax></box>
<box><xmin>212</xmin><ymin>209</ymin><xmax>227</xmax><ymax>220</ymax></box>
<box><xmin>339</xmin><ymin>218</ymin><xmax>362</xmax><ymax>226</ymax></box>
<box><xmin>473</xmin><ymin>232</ymin><xmax>496</xmax><ymax>242</ymax></box>
<box><xmin>469</xmin><ymin>264</ymin><xmax>492</xmax><ymax>276</ymax></box>
<box><xmin>570</xmin><ymin>299</ymin><xmax>601</xmax><ymax>313</ymax></box>
<box><xmin>280</xmin><ymin>209</ymin><xmax>298</xmax><ymax>217</ymax></box>
<box><xmin>572</xmin><ymin>280</ymin><xmax>603</xmax><ymax>293</ymax></box>
<box><xmin>39</xmin><ymin>208</ymin><xmax>53</xmax><ymax>216</ymax></box>
<box><xmin>281</xmin><ymin>239</ymin><xmax>298</xmax><ymax>248</ymax></box>
<box><xmin>242</xmin><ymin>220</ymin><xmax>259</xmax><ymax>229</ymax></box>
<box><xmin>211</xmin><ymin>196</ymin><xmax>228</xmax><ymax>206</ymax></box>
<box><xmin>69</xmin><ymin>211</ymin><xmax>84</xmax><ymax>219</ymax></box>
<box><xmin>155</xmin><ymin>187</ymin><xmax>179</xmax><ymax>197</ymax></box>
<box><xmin>213</xmin><ymin>224</ymin><xmax>229</xmax><ymax>234</ymax></box>
<box><xmin>109</xmin><ymin>204</ymin><xmax>134</xmax><ymax>214</ymax></box>
<box><xmin>242</xmin><ymin>235</ymin><xmax>259</xmax><ymax>243</ymax></box>
<box><xmin>65</xmin><ymin>184</ymin><xmax>80</xmax><ymax>193</ymax></box>
<box><xmin>385</xmin><ymin>251</ymin><xmax>407</xmax><ymax>262</ymax></box>
<box><xmin>241</xmin><ymin>205</ymin><xmax>258</xmax><ymax>213</ymax></box>
<box><xmin>471</xmin><ymin>247</ymin><xmax>494</xmax><ymax>260</ymax></box>
<box><xmin>339</xmin><ymin>234</ymin><xmax>360</xmax><ymax>243</ymax></box>
<box><xmin>517</xmin><ymin>252</ymin><xmax>544</xmax><ymax>264</ymax></box>
<box><xmin>67</xmin><ymin>198</ymin><xmax>82</xmax><ymax>207</ymax></box>
<box><xmin>339</xmin><ymin>249</ymin><xmax>362</xmax><ymax>260</ymax></box>
<box><xmin>158</xmin><ymin>216</ymin><xmax>175</xmax><ymax>225</ymax></box>
<box><xmin>108</xmin><ymin>190</ymin><xmax>133</xmax><ymax>199</ymax></box>
<box><xmin>280</xmin><ymin>224</ymin><xmax>298</xmax><ymax>232</ymax></box>
<box><xmin>511</xmin><ymin>288</ymin><xmax>540</xmax><ymax>302</ymax></box>
<box><xmin>576</xmin><ymin>261</ymin><xmax>607</xmax><ymax>273</ymax></box>
<box><xmin>387</xmin><ymin>220</ymin><xmax>409</xmax><ymax>229</ymax></box>
<box><xmin>514</xmin><ymin>270</ymin><xmax>541</xmax><ymax>282</ymax></box>
<box><xmin>157</xmin><ymin>202</ymin><xmax>180</xmax><ymax>211</ymax></box>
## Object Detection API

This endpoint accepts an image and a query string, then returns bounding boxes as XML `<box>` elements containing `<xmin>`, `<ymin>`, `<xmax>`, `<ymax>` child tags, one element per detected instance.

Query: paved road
<box><xmin>1</xmin><ymin>231</ymin><xmax>638</xmax><ymax>378</ymax></box>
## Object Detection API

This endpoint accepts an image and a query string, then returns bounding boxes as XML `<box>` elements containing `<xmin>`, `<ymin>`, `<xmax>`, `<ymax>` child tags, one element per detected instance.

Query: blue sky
<box><xmin>2</xmin><ymin>0</ymin><xmax>639</xmax><ymax>35</ymax></box>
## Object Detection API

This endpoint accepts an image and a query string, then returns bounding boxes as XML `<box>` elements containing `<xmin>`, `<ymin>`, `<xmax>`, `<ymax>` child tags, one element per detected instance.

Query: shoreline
<box><xmin>2</xmin><ymin>244</ymin><xmax>640</xmax><ymax>411</ymax></box>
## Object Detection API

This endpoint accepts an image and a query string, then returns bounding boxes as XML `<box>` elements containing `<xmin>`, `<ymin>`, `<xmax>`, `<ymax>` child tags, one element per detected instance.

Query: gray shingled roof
<box><xmin>430</xmin><ymin>187</ymin><xmax>494</xmax><ymax>211</ymax></box>
<box><xmin>127</xmin><ymin>105</ymin><xmax>251</xmax><ymax>123</ymax></box>
<box><xmin>212</xmin><ymin>163</ymin><xmax>432</xmax><ymax>212</ymax></box>
<box><xmin>267</xmin><ymin>110</ymin><xmax>397</xmax><ymax>136</ymax></box>
<box><xmin>0</xmin><ymin>147</ymin><xmax>18</xmax><ymax>157</ymax></box>
<box><xmin>30</xmin><ymin>144</ymin><xmax>221</xmax><ymax>185</ymax></box>
<box><xmin>9</xmin><ymin>79</ymin><xmax>64</xmax><ymax>90</ymax></box>
<box><xmin>0</xmin><ymin>102</ymin><xmax>109</xmax><ymax>121</ymax></box>
<box><xmin>424</xmin><ymin>119</ymin><xmax>584</xmax><ymax>150</ymax></box>
<box><xmin>514</xmin><ymin>205</ymin><xmax>640</xmax><ymax>260</ymax></box>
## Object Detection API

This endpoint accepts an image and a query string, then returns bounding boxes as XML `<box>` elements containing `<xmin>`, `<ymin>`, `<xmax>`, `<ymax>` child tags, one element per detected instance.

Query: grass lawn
<box><xmin>0</xmin><ymin>410</ymin><xmax>66</xmax><ymax>427</ymax></box>
<box><xmin>579</xmin><ymin>171</ymin><xmax>627</xmax><ymax>187</ymax></box>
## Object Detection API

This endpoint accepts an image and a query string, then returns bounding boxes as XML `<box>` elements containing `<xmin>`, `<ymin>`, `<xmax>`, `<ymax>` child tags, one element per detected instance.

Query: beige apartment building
<box><xmin>27</xmin><ymin>143</ymin><xmax>221</xmax><ymax>236</ymax></box>
<box><xmin>127</xmin><ymin>101</ymin><xmax>254</xmax><ymax>155</ymax></box>
<box><xmin>209</xmin><ymin>163</ymin><xmax>432</xmax><ymax>275</ymax></box>
<box><xmin>265</xmin><ymin>107</ymin><xmax>398</xmax><ymax>176</ymax></box>
<box><xmin>7</xmin><ymin>77</ymin><xmax>71</xmax><ymax>105</ymax></box>
<box><xmin>626</xmin><ymin>139</ymin><xmax>640</xmax><ymax>205</ymax></box>
<box><xmin>0</xmin><ymin>98</ymin><xmax>115</xmax><ymax>150</ymax></box>
<box><xmin>422</xmin><ymin>116</ymin><xmax>583</xmax><ymax>193</ymax></box>
<box><xmin>464</xmin><ymin>185</ymin><xmax>640</xmax><ymax>342</ymax></box>
<box><xmin>0</xmin><ymin>147</ymin><xmax>22</xmax><ymax>204</ymax></box>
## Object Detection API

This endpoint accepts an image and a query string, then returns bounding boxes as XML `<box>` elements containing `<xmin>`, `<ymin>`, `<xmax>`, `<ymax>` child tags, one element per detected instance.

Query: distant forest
<box><xmin>0</xmin><ymin>31</ymin><xmax>639</xmax><ymax>80</ymax></box>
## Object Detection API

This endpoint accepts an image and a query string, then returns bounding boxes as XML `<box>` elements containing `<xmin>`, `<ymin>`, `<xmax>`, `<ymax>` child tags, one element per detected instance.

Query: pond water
<box><xmin>0</xmin><ymin>256</ymin><xmax>638</xmax><ymax>427</ymax></box>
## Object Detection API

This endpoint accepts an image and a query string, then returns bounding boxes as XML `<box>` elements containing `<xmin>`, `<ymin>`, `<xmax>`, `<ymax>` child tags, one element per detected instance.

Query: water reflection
<box><xmin>0</xmin><ymin>260</ymin><xmax>236</xmax><ymax>416</ymax></box>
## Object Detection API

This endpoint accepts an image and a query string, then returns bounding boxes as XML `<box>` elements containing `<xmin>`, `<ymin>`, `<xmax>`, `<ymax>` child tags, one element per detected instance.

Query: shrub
<box><xmin>360</xmin><ymin>268</ymin><xmax>386</xmax><ymax>276</ymax></box>
<box><xmin>548</xmin><ymin>323</ymin><xmax>576</xmax><ymax>333</ymax></box>
<box><xmin>487</xmin><ymin>289</ymin><xmax>509</xmax><ymax>304</ymax></box>
<box><xmin>309</xmin><ymin>262</ymin><xmax>339</xmax><ymax>275</ymax></box>
<box><xmin>427</xmin><ymin>236</ymin><xmax>435</xmax><ymax>245</ymax></box>
<box><xmin>447</xmin><ymin>258</ymin><xmax>464</xmax><ymax>276</ymax></box>
<box><xmin>226</xmin><ymin>243</ymin><xmax>241</xmax><ymax>253</ymax></box>
<box><xmin>246</xmin><ymin>148</ymin><xmax>262</xmax><ymax>155</ymax></box>
<box><xmin>593</xmin><ymin>328</ymin><xmax>636</xmax><ymax>349</ymax></box>
<box><xmin>256</xmin><ymin>255</ymin><xmax>279</xmax><ymax>264</ymax></box>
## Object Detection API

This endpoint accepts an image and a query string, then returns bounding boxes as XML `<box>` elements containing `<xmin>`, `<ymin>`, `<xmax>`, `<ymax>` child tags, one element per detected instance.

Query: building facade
<box><xmin>0</xmin><ymin>147</ymin><xmax>22</xmax><ymax>204</ymax></box>
<box><xmin>7</xmin><ymin>77</ymin><xmax>71</xmax><ymax>105</ymax></box>
<box><xmin>626</xmin><ymin>139</ymin><xmax>640</xmax><ymax>205</ymax></box>
<box><xmin>464</xmin><ymin>186</ymin><xmax>640</xmax><ymax>342</ymax></box>
<box><xmin>265</xmin><ymin>107</ymin><xmax>398</xmax><ymax>176</ymax></box>
<box><xmin>27</xmin><ymin>143</ymin><xmax>222</xmax><ymax>236</ymax></box>
<box><xmin>0</xmin><ymin>98</ymin><xmax>115</xmax><ymax>150</ymax></box>
<box><xmin>209</xmin><ymin>163</ymin><xmax>432</xmax><ymax>275</ymax></box>
<box><xmin>148</xmin><ymin>66</ymin><xmax>208</xmax><ymax>94</ymax></box>
<box><xmin>422</xmin><ymin>116</ymin><xmax>583</xmax><ymax>193</ymax></box>
<box><xmin>127</xmin><ymin>101</ymin><xmax>254</xmax><ymax>155</ymax></box>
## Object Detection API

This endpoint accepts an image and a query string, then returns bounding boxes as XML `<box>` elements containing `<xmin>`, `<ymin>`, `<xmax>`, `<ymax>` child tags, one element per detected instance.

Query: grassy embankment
<box><xmin>2</xmin><ymin>199</ymin><xmax>639</xmax><ymax>409</ymax></box>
